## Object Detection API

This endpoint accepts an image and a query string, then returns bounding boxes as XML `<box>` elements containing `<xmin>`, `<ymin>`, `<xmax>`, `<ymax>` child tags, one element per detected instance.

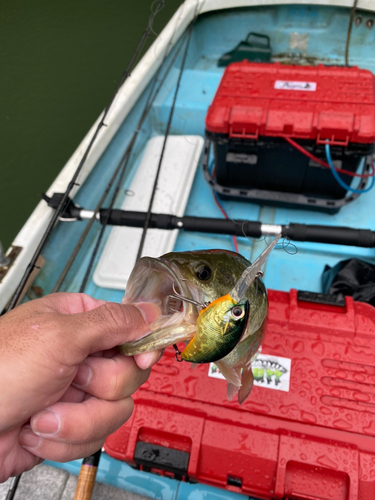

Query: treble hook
<box><xmin>168</xmin><ymin>282</ymin><xmax>210</xmax><ymax>309</ymax></box>
<box><xmin>173</xmin><ymin>343</ymin><xmax>183</xmax><ymax>362</ymax></box>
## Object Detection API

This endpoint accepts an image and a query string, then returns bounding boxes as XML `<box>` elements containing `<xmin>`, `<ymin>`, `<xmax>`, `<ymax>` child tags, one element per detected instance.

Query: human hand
<box><xmin>0</xmin><ymin>292</ymin><xmax>161</xmax><ymax>481</ymax></box>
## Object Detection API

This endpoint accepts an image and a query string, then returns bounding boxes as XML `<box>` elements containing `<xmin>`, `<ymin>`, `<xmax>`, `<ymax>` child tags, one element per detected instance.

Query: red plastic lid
<box><xmin>205</xmin><ymin>62</ymin><xmax>375</xmax><ymax>145</ymax></box>
<box><xmin>106</xmin><ymin>289</ymin><xmax>375</xmax><ymax>500</ymax></box>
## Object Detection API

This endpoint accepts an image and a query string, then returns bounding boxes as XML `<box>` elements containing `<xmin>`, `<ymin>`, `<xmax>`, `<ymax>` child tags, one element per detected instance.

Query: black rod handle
<box><xmin>98</xmin><ymin>209</ymin><xmax>375</xmax><ymax>248</ymax></box>
<box><xmin>283</xmin><ymin>224</ymin><xmax>375</xmax><ymax>248</ymax></box>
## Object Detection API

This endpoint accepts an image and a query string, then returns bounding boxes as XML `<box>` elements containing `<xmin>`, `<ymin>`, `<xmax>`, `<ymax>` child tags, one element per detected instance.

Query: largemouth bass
<box><xmin>120</xmin><ymin>238</ymin><xmax>279</xmax><ymax>403</ymax></box>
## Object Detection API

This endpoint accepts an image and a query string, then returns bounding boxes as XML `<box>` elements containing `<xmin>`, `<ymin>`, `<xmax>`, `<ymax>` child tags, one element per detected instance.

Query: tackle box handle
<box><xmin>245</xmin><ymin>32</ymin><xmax>270</xmax><ymax>48</ymax></box>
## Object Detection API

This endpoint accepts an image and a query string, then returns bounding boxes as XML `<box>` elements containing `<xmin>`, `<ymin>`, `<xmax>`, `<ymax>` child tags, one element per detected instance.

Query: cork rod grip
<box><xmin>73</xmin><ymin>449</ymin><xmax>101</xmax><ymax>500</ymax></box>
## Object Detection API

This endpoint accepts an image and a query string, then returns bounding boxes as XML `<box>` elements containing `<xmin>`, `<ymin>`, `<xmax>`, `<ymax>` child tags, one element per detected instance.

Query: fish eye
<box><xmin>196</xmin><ymin>265</ymin><xmax>212</xmax><ymax>281</ymax></box>
<box><xmin>231</xmin><ymin>306</ymin><xmax>245</xmax><ymax>319</ymax></box>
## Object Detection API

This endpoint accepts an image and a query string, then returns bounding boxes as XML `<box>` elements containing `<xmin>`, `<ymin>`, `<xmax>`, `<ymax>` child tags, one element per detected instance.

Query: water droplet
<box><xmin>334</xmin><ymin>370</ymin><xmax>347</xmax><ymax>379</ymax></box>
<box><xmin>160</xmin><ymin>383</ymin><xmax>174</xmax><ymax>394</ymax></box>
<box><xmin>280</xmin><ymin>404</ymin><xmax>299</xmax><ymax>415</ymax></box>
<box><xmin>320</xmin><ymin>406</ymin><xmax>332</xmax><ymax>415</ymax></box>
<box><xmin>317</xmin><ymin>454</ymin><xmax>338</xmax><ymax>469</ymax></box>
<box><xmin>333</xmin><ymin>419</ymin><xmax>352</xmax><ymax>430</ymax></box>
<box><xmin>300</xmin><ymin>453</ymin><xmax>307</xmax><ymax>460</ymax></box>
<box><xmin>301</xmin><ymin>411</ymin><xmax>317</xmax><ymax>423</ymax></box>
<box><xmin>246</xmin><ymin>402</ymin><xmax>271</xmax><ymax>414</ymax></box>
<box><xmin>299</xmin><ymin>391</ymin><xmax>307</xmax><ymax>397</ymax></box>
<box><xmin>311</xmin><ymin>342</ymin><xmax>324</xmax><ymax>356</ymax></box>
<box><xmin>363</xmin><ymin>420</ymin><xmax>375</xmax><ymax>435</ymax></box>
<box><xmin>353</xmin><ymin>391</ymin><xmax>370</xmax><ymax>402</ymax></box>
<box><xmin>293</xmin><ymin>341</ymin><xmax>304</xmax><ymax>353</ymax></box>
<box><xmin>301</xmin><ymin>380</ymin><xmax>312</xmax><ymax>390</ymax></box>
<box><xmin>183</xmin><ymin>375</ymin><xmax>198</xmax><ymax>398</ymax></box>
<box><xmin>330</xmin><ymin>388</ymin><xmax>341</xmax><ymax>397</ymax></box>
<box><xmin>308</xmin><ymin>370</ymin><xmax>318</xmax><ymax>378</ymax></box>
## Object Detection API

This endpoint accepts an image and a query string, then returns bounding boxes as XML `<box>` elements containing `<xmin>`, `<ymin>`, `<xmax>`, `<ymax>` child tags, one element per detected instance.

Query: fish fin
<box><xmin>119</xmin><ymin>324</ymin><xmax>196</xmax><ymax>355</ymax></box>
<box><xmin>215</xmin><ymin>361</ymin><xmax>241</xmax><ymax>387</ymax></box>
<box><xmin>227</xmin><ymin>383</ymin><xmax>239</xmax><ymax>401</ymax></box>
<box><xmin>238</xmin><ymin>365</ymin><xmax>254</xmax><ymax>405</ymax></box>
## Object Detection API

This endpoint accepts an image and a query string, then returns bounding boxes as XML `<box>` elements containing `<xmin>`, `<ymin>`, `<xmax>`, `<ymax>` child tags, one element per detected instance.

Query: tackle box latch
<box><xmin>229</xmin><ymin>126</ymin><xmax>259</xmax><ymax>140</ymax></box>
<box><xmin>228</xmin><ymin>105</ymin><xmax>261</xmax><ymax>140</ymax></box>
<box><xmin>316</xmin><ymin>133</ymin><xmax>349</xmax><ymax>147</ymax></box>
<box><xmin>133</xmin><ymin>441</ymin><xmax>190</xmax><ymax>480</ymax></box>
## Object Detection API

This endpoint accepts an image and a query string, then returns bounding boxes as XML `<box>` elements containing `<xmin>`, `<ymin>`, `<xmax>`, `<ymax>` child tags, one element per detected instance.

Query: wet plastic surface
<box><xmin>105</xmin><ymin>289</ymin><xmax>375</xmax><ymax>500</ymax></box>
<box><xmin>204</xmin><ymin>62</ymin><xmax>375</xmax><ymax>206</ymax></box>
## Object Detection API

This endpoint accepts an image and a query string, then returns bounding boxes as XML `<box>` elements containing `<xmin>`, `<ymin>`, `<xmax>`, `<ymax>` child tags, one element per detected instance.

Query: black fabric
<box><xmin>322</xmin><ymin>258</ymin><xmax>375</xmax><ymax>306</ymax></box>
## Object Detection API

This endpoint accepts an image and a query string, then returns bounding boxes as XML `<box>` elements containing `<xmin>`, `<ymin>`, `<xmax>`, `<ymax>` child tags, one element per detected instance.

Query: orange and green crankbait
<box><xmin>175</xmin><ymin>235</ymin><xmax>280</xmax><ymax>363</ymax></box>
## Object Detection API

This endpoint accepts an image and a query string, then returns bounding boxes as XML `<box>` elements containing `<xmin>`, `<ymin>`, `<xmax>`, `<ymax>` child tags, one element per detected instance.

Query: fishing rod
<box><xmin>136</xmin><ymin>18</ymin><xmax>194</xmax><ymax>261</ymax></box>
<box><xmin>42</xmin><ymin>196</ymin><xmax>375</xmax><ymax>248</ymax></box>
<box><xmin>51</xmin><ymin>29</ymin><xmax>190</xmax><ymax>294</ymax></box>
<box><xmin>71</xmin><ymin>2</ymin><xmax>199</xmax><ymax>498</ymax></box>
<box><xmin>5</xmin><ymin>1</ymin><xmax>168</xmax><ymax>499</ymax></box>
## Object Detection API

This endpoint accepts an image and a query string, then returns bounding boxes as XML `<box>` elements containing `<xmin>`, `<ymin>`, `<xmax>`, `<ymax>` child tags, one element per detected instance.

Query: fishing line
<box><xmin>72</xmin><ymin>3</ymin><xmax>195</xmax><ymax>497</ymax></box>
<box><xmin>5</xmin><ymin>0</ymin><xmax>166</xmax><ymax>314</ymax></box>
<box><xmin>53</xmin><ymin>22</ymin><xmax>190</xmax><ymax>293</ymax></box>
<box><xmin>345</xmin><ymin>0</ymin><xmax>359</xmax><ymax>66</ymax></box>
<box><xmin>280</xmin><ymin>237</ymin><xmax>298</xmax><ymax>255</ymax></box>
<box><xmin>209</xmin><ymin>159</ymin><xmax>239</xmax><ymax>252</ymax></box>
<box><xmin>77</xmin><ymin>4</ymin><xmax>193</xmax><ymax>291</ymax></box>
<box><xmin>135</xmin><ymin>19</ymin><xmax>195</xmax><ymax>261</ymax></box>
<box><xmin>5</xmin><ymin>2</ymin><xmax>170</xmax><ymax>499</ymax></box>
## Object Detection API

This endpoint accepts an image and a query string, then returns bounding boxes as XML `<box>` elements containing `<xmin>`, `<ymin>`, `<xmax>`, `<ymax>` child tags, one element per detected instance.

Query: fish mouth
<box><xmin>120</xmin><ymin>256</ymin><xmax>198</xmax><ymax>354</ymax></box>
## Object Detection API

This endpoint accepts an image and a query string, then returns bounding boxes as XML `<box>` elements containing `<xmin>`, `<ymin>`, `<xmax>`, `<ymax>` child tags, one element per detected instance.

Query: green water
<box><xmin>0</xmin><ymin>0</ymin><xmax>180</xmax><ymax>251</ymax></box>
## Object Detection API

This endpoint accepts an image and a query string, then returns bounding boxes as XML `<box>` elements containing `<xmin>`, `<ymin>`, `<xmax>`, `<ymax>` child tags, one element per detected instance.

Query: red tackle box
<box><xmin>203</xmin><ymin>62</ymin><xmax>375</xmax><ymax>213</ymax></box>
<box><xmin>105</xmin><ymin>290</ymin><xmax>375</xmax><ymax>500</ymax></box>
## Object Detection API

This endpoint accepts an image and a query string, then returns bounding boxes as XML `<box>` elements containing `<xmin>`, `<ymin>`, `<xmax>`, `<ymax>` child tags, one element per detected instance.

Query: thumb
<box><xmin>64</xmin><ymin>301</ymin><xmax>161</xmax><ymax>356</ymax></box>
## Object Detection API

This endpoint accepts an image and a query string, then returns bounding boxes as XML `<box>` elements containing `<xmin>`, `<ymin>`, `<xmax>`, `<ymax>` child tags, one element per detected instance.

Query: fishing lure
<box><xmin>171</xmin><ymin>235</ymin><xmax>280</xmax><ymax>363</ymax></box>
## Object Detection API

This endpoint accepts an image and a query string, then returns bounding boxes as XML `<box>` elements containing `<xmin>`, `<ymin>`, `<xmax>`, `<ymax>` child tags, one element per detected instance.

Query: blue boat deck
<box><xmin>24</xmin><ymin>3</ymin><xmax>375</xmax><ymax>498</ymax></box>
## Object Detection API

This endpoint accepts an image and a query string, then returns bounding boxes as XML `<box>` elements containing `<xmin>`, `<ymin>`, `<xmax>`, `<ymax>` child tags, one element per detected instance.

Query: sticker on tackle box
<box><xmin>209</xmin><ymin>353</ymin><xmax>292</xmax><ymax>392</ymax></box>
<box><xmin>274</xmin><ymin>80</ymin><xmax>317</xmax><ymax>91</ymax></box>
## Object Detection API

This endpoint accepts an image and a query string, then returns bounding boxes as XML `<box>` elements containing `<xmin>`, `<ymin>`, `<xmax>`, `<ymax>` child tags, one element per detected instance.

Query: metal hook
<box><xmin>168</xmin><ymin>282</ymin><xmax>210</xmax><ymax>309</ymax></box>
<box><xmin>173</xmin><ymin>343</ymin><xmax>183</xmax><ymax>362</ymax></box>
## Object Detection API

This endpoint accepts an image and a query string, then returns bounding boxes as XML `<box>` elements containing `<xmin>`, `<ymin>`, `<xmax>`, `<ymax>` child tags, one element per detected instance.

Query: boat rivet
<box><xmin>366</xmin><ymin>19</ymin><xmax>374</xmax><ymax>29</ymax></box>
<box><xmin>355</xmin><ymin>16</ymin><xmax>362</xmax><ymax>26</ymax></box>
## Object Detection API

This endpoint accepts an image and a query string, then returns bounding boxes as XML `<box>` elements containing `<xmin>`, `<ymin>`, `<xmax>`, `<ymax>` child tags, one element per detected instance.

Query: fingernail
<box><xmin>73</xmin><ymin>361</ymin><xmax>93</xmax><ymax>388</ymax></box>
<box><xmin>32</xmin><ymin>409</ymin><xmax>61</xmax><ymax>436</ymax></box>
<box><xmin>135</xmin><ymin>302</ymin><xmax>161</xmax><ymax>325</ymax></box>
<box><xmin>136</xmin><ymin>349</ymin><xmax>163</xmax><ymax>370</ymax></box>
<box><xmin>19</xmin><ymin>427</ymin><xmax>41</xmax><ymax>449</ymax></box>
